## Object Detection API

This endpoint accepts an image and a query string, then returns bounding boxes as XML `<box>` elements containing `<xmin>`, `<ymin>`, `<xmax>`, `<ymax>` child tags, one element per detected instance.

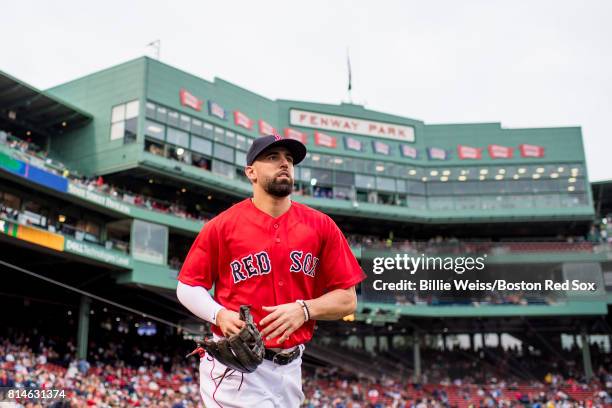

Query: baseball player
<box><xmin>176</xmin><ymin>134</ymin><xmax>365</xmax><ymax>408</ymax></box>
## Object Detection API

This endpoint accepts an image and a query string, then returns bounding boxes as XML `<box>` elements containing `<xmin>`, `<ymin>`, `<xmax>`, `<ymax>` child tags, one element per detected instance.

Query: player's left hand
<box><xmin>259</xmin><ymin>302</ymin><xmax>306</xmax><ymax>344</ymax></box>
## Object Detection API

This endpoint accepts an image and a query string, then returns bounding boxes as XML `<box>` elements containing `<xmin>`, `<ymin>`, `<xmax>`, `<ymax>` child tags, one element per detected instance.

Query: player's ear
<box><xmin>245</xmin><ymin>165</ymin><xmax>256</xmax><ymax>183</ymax></box>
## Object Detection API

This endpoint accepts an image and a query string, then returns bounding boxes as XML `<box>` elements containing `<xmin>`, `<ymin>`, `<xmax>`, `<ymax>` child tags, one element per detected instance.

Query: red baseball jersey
<box><xmin>178</xmin><ymin>198</ymin><xmax>365</xmax><ymax>348</ymax></box>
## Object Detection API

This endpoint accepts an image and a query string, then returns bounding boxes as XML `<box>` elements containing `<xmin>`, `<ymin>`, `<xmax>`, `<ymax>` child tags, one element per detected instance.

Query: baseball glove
<box><xmin>202</xmin><ymin>305</ymin><xmax>264</xmax><ymax>373</ymax></box>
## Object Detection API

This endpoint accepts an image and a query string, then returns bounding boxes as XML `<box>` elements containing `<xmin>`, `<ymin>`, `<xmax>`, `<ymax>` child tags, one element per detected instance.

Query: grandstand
<box><xmin>1</xmin><ymin>57</ymin><xmax>611</xmax><ymax>407</ymax></box>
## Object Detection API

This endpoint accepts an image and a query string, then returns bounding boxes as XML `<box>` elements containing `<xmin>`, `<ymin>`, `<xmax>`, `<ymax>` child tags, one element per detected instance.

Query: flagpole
<box><xmin>347</xmin><ymin>47</ymin><xmax>353</xmax><ymax>103</ymax></box>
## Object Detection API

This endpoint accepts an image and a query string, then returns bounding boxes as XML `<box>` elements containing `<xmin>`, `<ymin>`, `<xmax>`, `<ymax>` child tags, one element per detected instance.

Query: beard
<box><xmin>262</xmin><ymin>174</ymin><xmax>293</xmax><ymax>197</ymax></box>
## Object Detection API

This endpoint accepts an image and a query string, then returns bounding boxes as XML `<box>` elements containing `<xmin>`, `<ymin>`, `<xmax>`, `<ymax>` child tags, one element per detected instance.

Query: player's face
<box><xmin>248</xmin><ymin>147</ymin><xmax>294</xmax><ymax>197</ymax></box>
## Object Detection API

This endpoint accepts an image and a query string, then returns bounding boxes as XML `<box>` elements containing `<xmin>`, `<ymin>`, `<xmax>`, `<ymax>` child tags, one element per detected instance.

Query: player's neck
<box><xmin>251</xmin><ymin>192</ymin><xmax>291</xmax><ymax>218</ymax></box>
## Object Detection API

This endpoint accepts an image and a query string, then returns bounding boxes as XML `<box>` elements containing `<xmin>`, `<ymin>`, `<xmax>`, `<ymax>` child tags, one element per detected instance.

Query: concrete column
<box><xmin>581</xmin><ymin>328</ymin><xmax>593</xmax><ymax>382</ymax></box>
<box><xmin>413</xmin><ymin>332</ymin><xmax>421</xmax><ymax>383</ymax></box>
<box><xmin>468</xmin><ymin>333</ymin><xmax>474</xmax><ymax>351</ymax></box>
<box><xmin>77</xmin><ymin>296</ymin><xmax>91</xmax><ymax>360</ymax></box>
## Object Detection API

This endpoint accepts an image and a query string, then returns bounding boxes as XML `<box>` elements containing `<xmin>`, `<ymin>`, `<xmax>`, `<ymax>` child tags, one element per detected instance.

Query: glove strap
<box><xmin>296</xmin><ymin>299</ymin><xmax>310</xmax><ymax>322</ymax></box>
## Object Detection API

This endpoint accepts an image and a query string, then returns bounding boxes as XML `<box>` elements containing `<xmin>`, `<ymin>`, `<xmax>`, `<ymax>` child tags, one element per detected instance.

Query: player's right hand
<box><xmin>216</xmin><ymin>309</ymin><xmax>245</xmax><ymax>337</ymax></box>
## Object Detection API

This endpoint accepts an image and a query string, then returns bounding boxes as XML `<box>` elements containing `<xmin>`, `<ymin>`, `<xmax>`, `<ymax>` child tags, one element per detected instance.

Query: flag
<box><xmin>347</xmin><ymin>51</ymin><xmax>352</xmax><ymax>92</ymax></box>
<box><xmin>519</xmin><ymin>144</ymin><xmax>545</xmax><ymax>158</ymax></box>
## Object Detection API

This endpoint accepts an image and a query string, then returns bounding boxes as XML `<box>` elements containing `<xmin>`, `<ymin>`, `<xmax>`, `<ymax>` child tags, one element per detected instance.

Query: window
<box><xmin>156</xmin><ymin>106</ymin><xmax>167</xmax><ymax>122</ymax></box>
<box><xmin>355</xmin><ymin>174</ymin><xmax>375</xmax><ymax>189</ymax></box>
<box><xmin>166</xmin><ymin>127</ymin><xmax>189</xmax><ymax>147</ymax></box>
<box><xmin>179</xmin><ymin>114</ymin><xmax>191</xmax><ymax>131</ymax></box>
<box><xmin>124</xmin><ymin>118</ymin><xmax>137</xmax><ymax>144</ymax></box>
<box><xmin>212</xmin><ymin>160</ymin><xmax>235</xmax><ymax>179</ymax></box>
<box><xmin>110</xmin><ymin>122</ymin><xmax>125</xmax><ymax>140</ymax></box>
<box><xmin>126</xmin><ymin>101</ymin><xmax>139</xmax><ymax>119</ymax></box>
<box><xmin>235</xmin><ymin>151</ymin><xmax>247</xmax><ymax>166</ymax></box>
<box><xmin>191</xmin><ymin>136</ymin><xmax>212</xmax><ymax>155</ymax></box>
<box><xmin>132</xmin><ymin>220</ymin><xmax>168</xmax><ymax>265</ymax></box>
<box><xmin>145</xmin><ymin>120</ymin><xmax>165</xmax><ymax>141</ymax></box>
<box><xmin>406</xmin><ymin>181</ymin><xmax>425</xmax><ymax>195</ymax></box>
<box><xmin>428</xmin><ymin>196</ymin><xmax>454</xmax><ymax>211</ymax></box>
<box><xmin>213</xmin><ymin>143</ymin><xmax>234</xmax><ymax>162</ymax></box>
<box><xmin>311</xmin><ymin>168</ymin><xmax>333</xmax><ymax>186</ymax></box>
<box><xmin>146</xmin><ymin>102</ymin><xmax>156</xmax><ymax>119</ymax></box>
<box><xmin>167</xmin><ymin>111</ymin><xmax>179</xmax><ymax>127</ymax></box>
<box><xmin>203</xmin><ymin>123</ymin><xmax>214</xmax><ymax>139</ymax></box>
<box><xmin>334</xmin><ymin>171</ymin><xmax>354</xmax><ymax>186</ymax></box>
<box><xmin>191</xmin><ymin>119</ymin><xmax>203</xmax><ymax>136</ymax></box>
<box><xmin>376</xmin><ymin>177</ymin><xmax>396</xmax><ymax>192</ymax></box>
<box><xmin>236</xmin><ymin>134</ymin><xmax>247</xmax><ymax>150</ymax></box>
<box><xmin>427</xmin><ymin>182</ymin><xmax>453</xmax><ymax>196</ymax></box>
<box><xmin>110</xmin><ymin>100</ymin><xmax>140</xmax><ymax>141</ymax></box>
<box><xmin>214</xmin><ymin>127</ymin><xmax>225</xmax><ymax>143</ymax></box>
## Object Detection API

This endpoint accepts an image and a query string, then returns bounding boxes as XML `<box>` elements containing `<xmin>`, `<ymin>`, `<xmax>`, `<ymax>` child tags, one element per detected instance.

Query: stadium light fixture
<box><xmin>498</xmin><ymin>168</ymin><xmax>506</xmax><ymax>174</ymax></box>
<box><xmin>480</xmin><ymin>169</ymin><xmax>488</xmax><ymax>175</ymax></box>
<box><xmin>58</xmin><ymin>214</ymin><xmax>66</xmax><ymax>222</ymax></box>
<box><xmin>148</xmin><ymin>179</ymin><xmax>154</xmax><ymax>184</ymax></box>
<box><xmin>312</xmin><ymin>155</ymin><xmax>320</xmax><ymax>161</ymax></box>
<box><xmin>181</xmin><ymin>187</ymin><xmax>187</xmax><ymax>193</ymax></box>
<box><xmin>550</xmin><ymin>173</ymin><xmax>559</xmax><ymax>179</ymax></box>
<box><xmin>440</xmin><ymin>176</ymin><xmax>448</xmax><ymax>182</ymax></box>
<box><xmin>536</xmin><ymin>167</ymin><xmax>545</xmax><ymax>173</ymax></box>
<box><xmin>495</xmin><ymin>175</ymin><xmax>503</xmax><ymax>180</ymax></box>
<box><xmin>430</xmin><ymin>170</ymin><xmax>438</xmax><ymax>176</ymax></box>
<box><xmin>518</xmin><ymin>168</ymin><xmax>526</xmax><ymax>174</ymax></box>
<box><xmin>421</xmin><ymin>176</ymin><xmax>428</xmax><ymax>182</ymax></box>
<box><xmin>558</xmin><ymin>166</ymin><xmax>565</xmax><ymax>172</ymax></box>
<box><xmin>310</xmin><ymin>178</ymin><xmax>318</xmax><ymax>186</ymax></box>
<box><xmin>62</xmin><ymin>121</ymin><xmax>67</xmax><ymax>127</ymax></box>
<box><xmin>442</xmin><ymin>170</ymin><xmax>450</xmax><ymax>176</ymax></box>
<box><xmin>333</xmin><ymin>158</ymin><xmax>343</xmax><ymax>164</ymax></box>
<box><xmin>207</xmin><ymin>195</ymin><xmax>212</xmax><ymax>200</ymax></box>
<box><xmin>376</xmin><ymin>165</ymin><xmax>385</xmax><ymax>172</ymax></box>
<box><xmin>458</xmin><ymin>175</ymin><xmax>467</xmax><ymax>181</ymax></box>
<box><xmin>568</xmin><ymin>178</ymin><xmax>576</xmax><ymax>183</ymax></box>
<box><xmin>26</xmin><ymin>131</ymin><xmax>31</xmax><ymax>136</ymax></box>
<box><xmin>568</xmin><ymin>186</ymin><xmax>575</xmax><ymax>192</ymax></box>
<box><xmin>409</xmin><ymin>169</ymin><xmax>416</xmax><ymax>176</ymax></box>
<box><xmin>479</xmin><ymin>175</ymin><xmax>485</xmax><ymax>181</ymax></box>
<box><xmin>513</xmin><ymin>175</ymin><xmax>520</xmax><ymax>180</ymax></box>
<box><xmin>533</xmin><ymin>174</ymin><xmax>541</xmax><ymax>179</ymax></box>
<box><xmin>177</xmin><ymin>148</ymin><xmax>185</xmax><ymax>156</ymax></box>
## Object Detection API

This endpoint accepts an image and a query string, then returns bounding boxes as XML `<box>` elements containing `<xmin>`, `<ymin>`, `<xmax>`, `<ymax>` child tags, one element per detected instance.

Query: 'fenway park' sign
<box><xmin>289</xmin><ymin>109</ymin><xmax>415</xmax><ymax>142</ymax></box>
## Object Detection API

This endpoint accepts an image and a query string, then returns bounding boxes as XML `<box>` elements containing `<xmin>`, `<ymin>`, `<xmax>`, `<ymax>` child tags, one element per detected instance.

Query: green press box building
<box><xmin>46</xmin><ymin>57</ymin><xmax>592</xmax><ymax>222</ymax></box>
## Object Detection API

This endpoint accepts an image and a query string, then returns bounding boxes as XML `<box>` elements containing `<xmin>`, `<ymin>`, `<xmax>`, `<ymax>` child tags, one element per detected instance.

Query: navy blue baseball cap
<box><xmin>246</xmin><ymin>134</ymin><xmax>307</xmax><ymax>166</ymax></box>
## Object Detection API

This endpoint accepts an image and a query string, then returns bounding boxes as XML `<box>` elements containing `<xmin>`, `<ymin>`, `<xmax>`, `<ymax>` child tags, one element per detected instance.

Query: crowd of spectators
<box><xmin>1</xmin><ymin>132</ymin><xmax>211</xmax><ymax>224</ymax></box>
<box><xmin>1</xmin><ymin>330</ymin><xmax>610</xmax><ymax>407</ymax></box>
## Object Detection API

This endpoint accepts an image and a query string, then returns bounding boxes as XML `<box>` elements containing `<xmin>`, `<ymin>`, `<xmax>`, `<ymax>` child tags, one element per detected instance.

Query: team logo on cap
<box><xmin>273</xmin><ymin>131</ymin><xmax>282</xmax><ymax>141</ymax></box>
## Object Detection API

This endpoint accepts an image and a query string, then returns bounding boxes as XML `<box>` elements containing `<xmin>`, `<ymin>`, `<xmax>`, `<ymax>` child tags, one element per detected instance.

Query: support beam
<box><xmin>77</xmin><ymin>295</ymin><xmax>91</xmax><ymax>360</ymax></box>
<box><xmin>413</xmin><ymin>332</ymin><xmax>421</xmax><ymax>383</ymax></box>
<box><xmin>581</xmin><ymin>328</ymin><xmax>593</xmax><ymax>382</ymax></box>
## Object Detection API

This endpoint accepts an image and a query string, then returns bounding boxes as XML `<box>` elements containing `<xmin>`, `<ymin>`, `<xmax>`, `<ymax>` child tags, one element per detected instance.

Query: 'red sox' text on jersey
<box><xmin>178</xmin><ymin>198</ymin><xmax>365</xmax><ymax>348</ymax></box>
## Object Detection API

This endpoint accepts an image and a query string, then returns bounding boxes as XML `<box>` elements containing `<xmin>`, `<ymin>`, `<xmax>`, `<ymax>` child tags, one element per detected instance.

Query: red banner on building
<box><xmin>258</xmin><ymin>120</ymin><xmax>277</xmax><ymax>136</ymax></box>
<box><xmin>519</xmin><ymin>144</ymin><xmax>545</xmax><ymax>158</ymax></box>
<box><xmin>314</xmin><ymin>131</ymin><xmax>337</xmax><ymax>148</ymax></box>
<box><xmin>179</xmin><ymin>89</ymin><xmax>203</xmax><ymax>111</ymax></box>
<box><xmin>233</xmin><ymin>111</ymin><xmax>253</xmax><ymax>130</ymax></box>
<box><xmin>457</xmin><ymin>145</ymin><xmax>482</xmax><ymax>160</ymax></box>
<box><xmin>284</xmin><ymin>128</ymin><xmax>308</xmax><ymax>144</ymax></box>
<box><xmin>488</xmin><ymin>144</ymin><xmax>513</xmax><ymax>159</ymax></box>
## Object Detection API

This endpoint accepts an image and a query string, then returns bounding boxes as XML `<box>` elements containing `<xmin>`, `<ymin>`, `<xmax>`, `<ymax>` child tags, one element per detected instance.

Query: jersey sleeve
<box><xmin>318</xmin><ymin>216</ymin><xmax>366</xmax><ymax>291</ymax></box>
<box><xmin>178</xmin><ymin>220</ymin><xmax>219</xmax><ymax>289</ymax></box>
